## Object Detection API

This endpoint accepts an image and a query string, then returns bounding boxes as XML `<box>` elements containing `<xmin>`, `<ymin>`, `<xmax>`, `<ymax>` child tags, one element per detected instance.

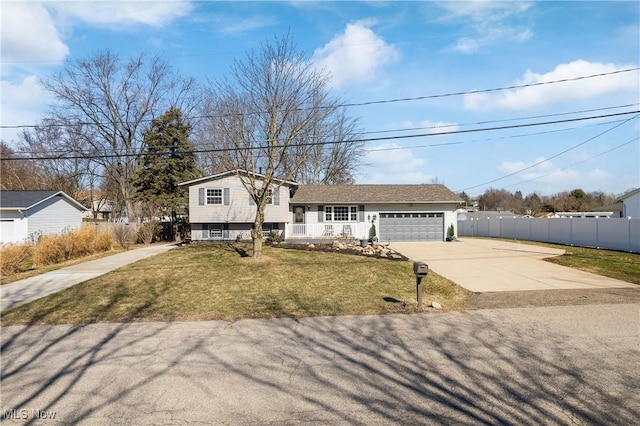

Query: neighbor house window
<box><xmin>206</xmin><ymin>188</ymin><xmax>223</xmax><ymax>205</ymax></box>
<box><xmin>324</xmin><ymin>206</ymin><xmax>358</xmax><ymax>221</ymax></box>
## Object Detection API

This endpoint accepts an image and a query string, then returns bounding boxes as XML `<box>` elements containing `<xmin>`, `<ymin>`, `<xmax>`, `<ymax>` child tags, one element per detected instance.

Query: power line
<box><xmin>363</xmin><ymin>117</ymin><xmax>634</xmax><ymax>153</ymax></box>
<box><xmin>499</xmin><ymin>137</ymin><xmax>640</xmax><ymax>191</ymax></box>
<box><xmin>6</xmin><ymin>104</ymin><xmax>636</xmax><ymax>156</ymax></box>
<box><xmin>455</xmin><ymin>113</ymin><xmax>640</xmax><ymax>193</ymax></box>
<box><xmin>2</xmin><ymin>68</ymin><xmax>637</xmax><ymax>130</ymax></box>
<box><xmin>3</xmin><ymin>110</ymin><xmax>638</xmax><ymax>161</ymax></box>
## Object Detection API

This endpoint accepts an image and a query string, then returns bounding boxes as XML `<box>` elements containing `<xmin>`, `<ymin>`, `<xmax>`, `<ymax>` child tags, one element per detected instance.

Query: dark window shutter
<box><xmin>359</xmin><ymin>205</ymin><xmax>365</xmax><ymax>222</ymax></box>
<box><xmin>274</xmin><ymin>188</ymin><xmax>280</xmax><ymax>205</ymax></box>
<box><xmin>318</xmin><ymin>205</ymin><xmax>324</xmax><ymax>222</ymax></box>
<box><xmin>223</xmin><ymin>223</ymin><xmax>229</xmax><ymax>239</ymax></box>
<box><xmin>199</xmin><ymin>188</ymin><xmax>205</xmax><ymax>205</ymax></box>
<box><xmin>223</xmin><ymin>188</ymin><xmax>230</xmax><ymax>205</ymax></box>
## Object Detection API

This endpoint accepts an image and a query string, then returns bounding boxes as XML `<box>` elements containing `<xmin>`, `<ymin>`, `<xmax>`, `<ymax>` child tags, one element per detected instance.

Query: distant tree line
<box><xmin>459</xmin><ymin>188</ymin><xmax>619</xmax><ymax>215</ymax></box>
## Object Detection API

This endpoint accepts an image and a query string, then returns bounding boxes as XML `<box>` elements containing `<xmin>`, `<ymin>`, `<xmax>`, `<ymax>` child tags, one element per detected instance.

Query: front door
<box><xmin>293</xmin><ymin>206</ymin><xmax>305</xmax><ymax>224</ymax></box>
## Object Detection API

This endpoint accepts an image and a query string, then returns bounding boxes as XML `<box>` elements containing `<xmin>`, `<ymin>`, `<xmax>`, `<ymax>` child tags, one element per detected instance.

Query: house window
<box><xmin>207</xmin><ymin>189</ymin><xmax>223</xmax><ymax>205</ymax></box>
<box><xmin>208</xmin><ymin>224</ymin><xmax>222</xmax><ymax>239</ymax></box>
<box><xmin>324</xmin><ymin>206</ymin><xmax>358</xmax><ymax>221</ymax></box>
<box><xmin>265</xmin><ymin>189</ymin><xmax>273</xmax><ymax>205</ymax></box>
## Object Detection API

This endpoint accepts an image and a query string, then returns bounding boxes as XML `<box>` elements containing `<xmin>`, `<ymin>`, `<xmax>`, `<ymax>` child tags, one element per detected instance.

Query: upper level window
<box><xmin>325</xmin><ymin>205</ymin><xmax>357</xmax><ymax>221</ymax></box>
<box><xmin>207</xmin><ymin>188</ymin><xmax>223</xmax><ymax>205</ymax></box>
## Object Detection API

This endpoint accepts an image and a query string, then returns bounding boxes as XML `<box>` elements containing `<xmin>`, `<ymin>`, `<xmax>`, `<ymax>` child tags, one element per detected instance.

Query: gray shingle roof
<box><xmin>0</xmin><ymin>191</ymin><xmax>60</xmax><ymax>209</ymax></box>
<box><xmin>0</xmin><ymin>190</ymin><xmax>87</xmax><ymax>211</ymax></box>
<box><xmin>291</xmin><ymin>184</ymin><xmax>461</xmax><ymax>204</ymax></box>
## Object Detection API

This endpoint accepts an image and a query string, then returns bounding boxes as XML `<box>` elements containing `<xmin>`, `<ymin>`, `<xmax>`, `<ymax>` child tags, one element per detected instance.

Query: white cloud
<box><xmin>465</xmin><ymin>60</ymin><xmax>640</xmax><ymax>111</ymax></box>
<box><xmin>216</xmin><ymin>16</ymin><xmax>276</xmax><ymax>35</ymax></box>
<box><xmin>312</xmin><ymin>20</ymin><xmax>399</xmax><ymax>89</ymax></box>
<box><xmin>52</xmin><ymin>1</ymin><xmax>194</xmax><ymax>28</ymax></box>
<box><xmin>0</xmin><ymin>2</ymin><xmax>69</xmax><ymax>63</ymax></box>
<box><xmin>359</xmin><ymin>143</ymin><xmax>434</xmax><ymax>184</ymax></box>
<box><xmin>0</xmin><ymin>76</ymin><xmax>51</xmax><ymax>143</ymax></box>
<box><xmin>437</xmin><ymin>1</ymin><xmax>533</xmax><ymax>53</ymax></box>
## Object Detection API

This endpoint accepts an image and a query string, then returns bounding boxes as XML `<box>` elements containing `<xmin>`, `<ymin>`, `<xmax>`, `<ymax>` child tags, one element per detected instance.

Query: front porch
<box><xmin>285</xmin><ymin>223</ymin><xmax>372</xmax><ymax>240</ymax></box>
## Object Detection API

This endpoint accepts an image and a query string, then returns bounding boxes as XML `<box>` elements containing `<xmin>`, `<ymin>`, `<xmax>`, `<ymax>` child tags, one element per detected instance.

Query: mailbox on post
<box><xmin>413</xmin><ymin>261</ymin><xmax>429</xmax><ymax>308</ymax></box>
<box><xmin>413</xmin><ymin>261</ymin><xmax>429</xmax><ymax>278</ymax></box>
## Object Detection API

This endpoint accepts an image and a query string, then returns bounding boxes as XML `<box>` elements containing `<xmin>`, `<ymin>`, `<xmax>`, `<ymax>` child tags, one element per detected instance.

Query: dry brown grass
<box><xmin>0</xmin><ymin>243</ymin><xmax>33</xmax><ymax>275</ymax></box>
<box><xmin>1</xmin><ymin>227</ymin><xmax>115</xmax><ymax>280</ymax></box>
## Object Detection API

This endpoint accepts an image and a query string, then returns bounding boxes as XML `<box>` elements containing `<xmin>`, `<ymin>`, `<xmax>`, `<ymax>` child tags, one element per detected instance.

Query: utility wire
<box><xmin>2</xmin><ymin>68</ymin><xmax>637</xmax><ymax>130</ymax></box>
<box><xmin>499</xmin><ymin>137</ymin><xmax>640</xmax><ymax>191</ymax></box>
<box><xmin>363</xmin><ymin>117</ymin><xmax>633</xmax><ymax>152</ymax></box>
<box><xmin>6</xmin><ymin>103</ymin><xmax>636</xmax><ymax>156</ymax></box>
<box><xmin>455</xmin><ymin>113</ymin><xmax>640</xmax><ymax>193</ymax></box>
<box><xmin>3</xmin><ymin>110</ymin><xmax>638</xmax><ymax>161</ymax></box>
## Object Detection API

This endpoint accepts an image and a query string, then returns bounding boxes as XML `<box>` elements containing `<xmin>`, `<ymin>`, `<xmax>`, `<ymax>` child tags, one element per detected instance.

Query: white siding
<box><xmin>188</xmin><ymin>174</ymin><xmax>292</xmax><ymax>241</ymax></box>
<box><xmin>189</xmin><ymin>175</ymin><xmax>291</xmax><ymax>224</ymax></box>
<box><xmin>295</xmin><ymin>202</ymin><xmax>459</xmax><ymax>241</ymax></box>
<box><xmin>27</xmin><ymin>196</ymin><xmax>83</xmax><ymax>238</ymax></box>
<box><xmin>622</xmin><ymin>191</ymin><xmax>640</xmax><ymax>219</ymax></box>
<box><xmin>0</xmin><ymin>211</ymin><xmax>28</xmax><ymax>244</ymax></box>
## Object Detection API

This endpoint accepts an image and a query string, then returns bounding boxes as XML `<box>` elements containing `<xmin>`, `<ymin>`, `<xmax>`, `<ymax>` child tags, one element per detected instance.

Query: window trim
<box><xmin>324</xmin><ymin>205</ymin><xmax>358</xmax><ymax>222</ymax></box>
<box><xmin>206</xmin><ymin>188</ymin><xmax>223</xmax><ymax>205</ymax></box>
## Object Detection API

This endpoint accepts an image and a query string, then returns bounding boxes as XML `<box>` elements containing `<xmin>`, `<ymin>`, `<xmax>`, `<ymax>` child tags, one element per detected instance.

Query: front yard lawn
<box><xmin>1</xmin><ymin>244</ymin><xmax>470</xmax><ymax>325</ymax></box>
<box><xmin>543</xmin><ymin>244</ymin><xmax>640</xmax><ymax>285</ymax></box>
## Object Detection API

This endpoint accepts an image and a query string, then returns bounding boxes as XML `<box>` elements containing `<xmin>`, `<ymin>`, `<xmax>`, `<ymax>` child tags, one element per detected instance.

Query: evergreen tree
<box><xmin>132</xmin><ymin>107</ymin><xmax>199</xmax><ymax>239</ymax></box>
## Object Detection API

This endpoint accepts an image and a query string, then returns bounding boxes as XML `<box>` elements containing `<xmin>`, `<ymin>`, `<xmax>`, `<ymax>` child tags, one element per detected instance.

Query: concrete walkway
<box><xmin>391</xmin><ymin>238</ymin><xmax>637</xmax><ymax>292</ymax></box>
<box><xmin>1</xmin><ymin>244</ymin><xmax>177</xmax><ymax>312</ymax></box>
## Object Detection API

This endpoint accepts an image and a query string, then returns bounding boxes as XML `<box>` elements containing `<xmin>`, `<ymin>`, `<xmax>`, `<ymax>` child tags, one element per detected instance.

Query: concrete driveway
<box><xmin>391</xmin><ymin>238</ymin><xmax>637</xmax><ymax>292</ymax></box>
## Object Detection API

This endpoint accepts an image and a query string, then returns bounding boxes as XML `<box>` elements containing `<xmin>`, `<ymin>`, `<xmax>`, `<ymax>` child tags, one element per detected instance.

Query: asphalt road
<box><xmin>2</xmin><ymin>304</ymin><xmax>638</xmax><ymax>425</ymax></box>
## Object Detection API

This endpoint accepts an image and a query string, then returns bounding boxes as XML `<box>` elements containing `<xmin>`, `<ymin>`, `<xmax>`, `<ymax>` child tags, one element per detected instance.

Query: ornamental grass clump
<box><xmin>33</xmin><ymin>227</ymin><xmax>115</xmax><ymax>267</ymax></box>
<box><xmin>0</xmin><ymin>243</ymin><xmax>33</xmax><ymax>275</ymax></box>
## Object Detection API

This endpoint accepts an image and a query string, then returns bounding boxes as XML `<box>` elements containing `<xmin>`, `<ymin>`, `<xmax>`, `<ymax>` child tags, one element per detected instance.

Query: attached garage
<box><xmin>379</xmin><ymin>212</ymin><xmax>444</xmax><ymax>241</ymax></box>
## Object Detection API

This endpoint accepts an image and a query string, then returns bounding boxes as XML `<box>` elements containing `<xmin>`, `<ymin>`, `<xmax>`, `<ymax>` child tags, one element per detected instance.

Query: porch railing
<box><xmin>285</xmin><ymin>223</ymin><xmax>370</xmax><ymax>240</ymax></box>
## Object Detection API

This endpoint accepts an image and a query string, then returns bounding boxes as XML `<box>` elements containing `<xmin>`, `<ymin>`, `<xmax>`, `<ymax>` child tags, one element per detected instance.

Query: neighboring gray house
<box><xmin>618</xmin><ymin>188</ymin><xmax>640</xmax><ymax>219</ymax></box>
<box><xmin>0</xmin><ymin>190</ymin><xmax>87</xmax><ymax>244</ymax></box>
<box><xmin>182</xmin><ymin>170</ymin><xmax>462</xmax><ymax>242</ymax></box>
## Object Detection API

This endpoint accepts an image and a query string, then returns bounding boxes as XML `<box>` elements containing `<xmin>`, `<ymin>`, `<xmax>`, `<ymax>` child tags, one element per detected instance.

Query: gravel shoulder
<box><xmin>465</xmin><ymin>286</ymin><xmax>640</xmax><ymax>310</ymax></box>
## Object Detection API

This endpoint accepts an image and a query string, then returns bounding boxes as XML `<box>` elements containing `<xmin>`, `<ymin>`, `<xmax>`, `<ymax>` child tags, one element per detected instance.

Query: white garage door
<box><xmin>379</xmin><ymin>213</ymin><xmax>444</xmax><ymax>242</ymax></box>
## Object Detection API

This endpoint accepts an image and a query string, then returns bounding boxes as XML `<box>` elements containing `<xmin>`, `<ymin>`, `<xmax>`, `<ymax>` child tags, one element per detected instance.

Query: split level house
<box><xmin>180</xmin><ymin>170</ymin><xmax>462</xmax><ymax>243</ymax></box>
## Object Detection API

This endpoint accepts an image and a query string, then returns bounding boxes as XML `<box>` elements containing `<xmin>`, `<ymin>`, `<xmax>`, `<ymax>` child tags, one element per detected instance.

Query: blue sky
<box><xmin>2</xmin><ymin>1</ymin><xmax>639</xmax><ymax>197</ymax></box>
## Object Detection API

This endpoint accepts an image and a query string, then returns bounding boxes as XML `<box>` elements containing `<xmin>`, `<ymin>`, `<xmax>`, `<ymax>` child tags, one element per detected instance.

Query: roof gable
<box><xmin>0</xmin><ymin>190</ymin><xmax>87</xmax><ymax>211</ymax></box>
<box><xmin>618</xmin><ymin>188</ymin><xmax>640</xmax><ymax>201</ymax></box>
<box><xmin>291</xmin><ymin>184</ymin><xmax>461</xmax><ymax>204</ymax></box>
<box><xmin>179</xmin><ymin>169</ymin><xmax>298</xmax><ymax>187</ymax></box>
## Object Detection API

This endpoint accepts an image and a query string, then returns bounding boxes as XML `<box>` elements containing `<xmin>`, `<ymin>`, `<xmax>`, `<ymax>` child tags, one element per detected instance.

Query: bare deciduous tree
<box><xmin>199</xmin><ymin>36</ymin><xmax>363</xmax><ymax>258</ymax></box>
<box><xmin>41</xmin><ymin>51</ymin><xmax>198</xmax><ymax>219</ymax></box>
<box><xmin>0</xmin><ymin>142</ymin><xmax>46</xmax><ymax>190</ymax></box>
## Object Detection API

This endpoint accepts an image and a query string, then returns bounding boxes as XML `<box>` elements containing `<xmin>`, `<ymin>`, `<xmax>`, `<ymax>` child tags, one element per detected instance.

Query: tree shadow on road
<box><xmin>1</xmin><ymin>308</ymin><xmax>638</xmax><ymax>424</ymax></box>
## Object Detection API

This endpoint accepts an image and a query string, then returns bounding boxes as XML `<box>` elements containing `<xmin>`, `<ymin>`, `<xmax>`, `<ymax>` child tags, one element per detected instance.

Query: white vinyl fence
<box><xmin>458</xmin><ymin>217</ymin><xmax>640</xmax><ymax>253</ymax></box>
